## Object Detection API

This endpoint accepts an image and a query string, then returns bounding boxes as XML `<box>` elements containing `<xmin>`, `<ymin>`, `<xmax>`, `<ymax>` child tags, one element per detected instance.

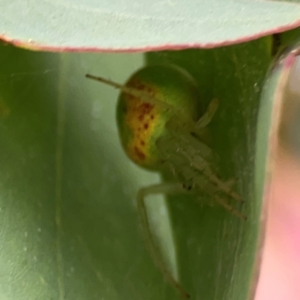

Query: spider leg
<box><xmin>165</xmin><ymin>135</ymin><xmax>243</xmax><ymax>203</ymax></box>
<box><xmin>195</xmin><ymin>98</ymin><xmax>219</xmax><ymax>129</ymax></box>
<box><xmin>223</xmin><ymin>178</ymin><xmax>236</xmax><ymax>189</ymax></box>
<box><xmin>201</xmin><ymin>167</ymin><xmax>244</xmax><ymax>202</ymax></box>
<box><xmin>213</xmin><ymin>194</ymin><xmax>247</xmax><ymax>220</ymax></box>
<box><xmin>158</xmin><ymin>132</ymin><xmax>244</xmax><ymax>204</ymax></box>
<box><xmin>187</xmin><ymin>171</ymin><xmax>246</xmax><ymax>220</ymax></box>
<box><xmin>137</xmin><ymin>183</ymin><xmax>190</xmax><ymax>299</ymax></box>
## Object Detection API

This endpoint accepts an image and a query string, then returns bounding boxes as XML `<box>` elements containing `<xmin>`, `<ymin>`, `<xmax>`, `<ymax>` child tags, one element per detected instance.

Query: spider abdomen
<box><xmin>116</xmin><ymin>64</ymin><xmax>202</xmax><ymax>171</ymax></box>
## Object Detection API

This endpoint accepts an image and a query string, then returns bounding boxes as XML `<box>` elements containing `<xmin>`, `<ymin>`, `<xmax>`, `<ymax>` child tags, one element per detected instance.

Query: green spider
<box><xmin>86</xmin><ymin>64</ymin><xmax>245</xmax><ymax>299</ymax></box>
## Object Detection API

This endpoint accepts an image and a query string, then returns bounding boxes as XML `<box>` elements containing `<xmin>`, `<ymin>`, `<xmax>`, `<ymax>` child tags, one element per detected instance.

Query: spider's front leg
<box><xmin>177</xmin><ymin>166</ymin><xmax>247</xmax><ymax>220</ymax></box>
<box><xmin>195</xmin><ymin>98</ymin><xmax>219</xmax><ymax>130</ymax></box>
<box><xmin>137</xmin><ymin>183</ymin><xmax>190</xmax><ymax>299</ymax></box>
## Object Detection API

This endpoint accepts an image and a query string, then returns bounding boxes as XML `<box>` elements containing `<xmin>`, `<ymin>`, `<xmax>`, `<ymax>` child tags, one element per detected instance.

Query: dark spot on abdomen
<box><xmin>134</xmin><ymin>146</ymin><xmax>145</xmax><ymax>160</ymax></box>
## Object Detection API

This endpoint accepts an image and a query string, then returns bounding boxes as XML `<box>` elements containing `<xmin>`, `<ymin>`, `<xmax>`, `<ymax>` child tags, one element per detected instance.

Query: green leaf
<box><xmin>147</xmin><ymin>36</ymin><xmax>272</xmax><ymax>299</ymax></box>
<box><xmin>1</xmin><ymin>1</ymin><xmax>300</xmax><ymax>50</ymax></box>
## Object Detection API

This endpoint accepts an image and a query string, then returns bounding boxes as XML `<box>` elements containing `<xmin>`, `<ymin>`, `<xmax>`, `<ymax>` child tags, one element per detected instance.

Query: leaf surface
<box><xmin>1</xmin><ymin>0</ymin><xmax>300</xmax><ymax>51</ymax></box>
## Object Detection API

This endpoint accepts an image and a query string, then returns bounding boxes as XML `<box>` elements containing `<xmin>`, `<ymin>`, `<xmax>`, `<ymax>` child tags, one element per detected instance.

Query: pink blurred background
<box><xmin>255</xmin><ymin>152</ymin><xmax>300</xmax><ymax>300</ymax></box>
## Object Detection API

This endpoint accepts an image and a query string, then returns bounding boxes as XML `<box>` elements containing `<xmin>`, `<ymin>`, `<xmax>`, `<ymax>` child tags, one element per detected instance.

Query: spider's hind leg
<box><xmin>191</xmin><ymin>173</ymin><xmax>247</xmax><ymax>220</ymax></box>
<box><xmin>137</xmin><ymin>183</ymin><xmax>190</xmax><ymax>299</ymax></box>
<box><xmin>213</xmin><ymin>194</ymin><xmax>247</xmax><ymax>220</ymax></box>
